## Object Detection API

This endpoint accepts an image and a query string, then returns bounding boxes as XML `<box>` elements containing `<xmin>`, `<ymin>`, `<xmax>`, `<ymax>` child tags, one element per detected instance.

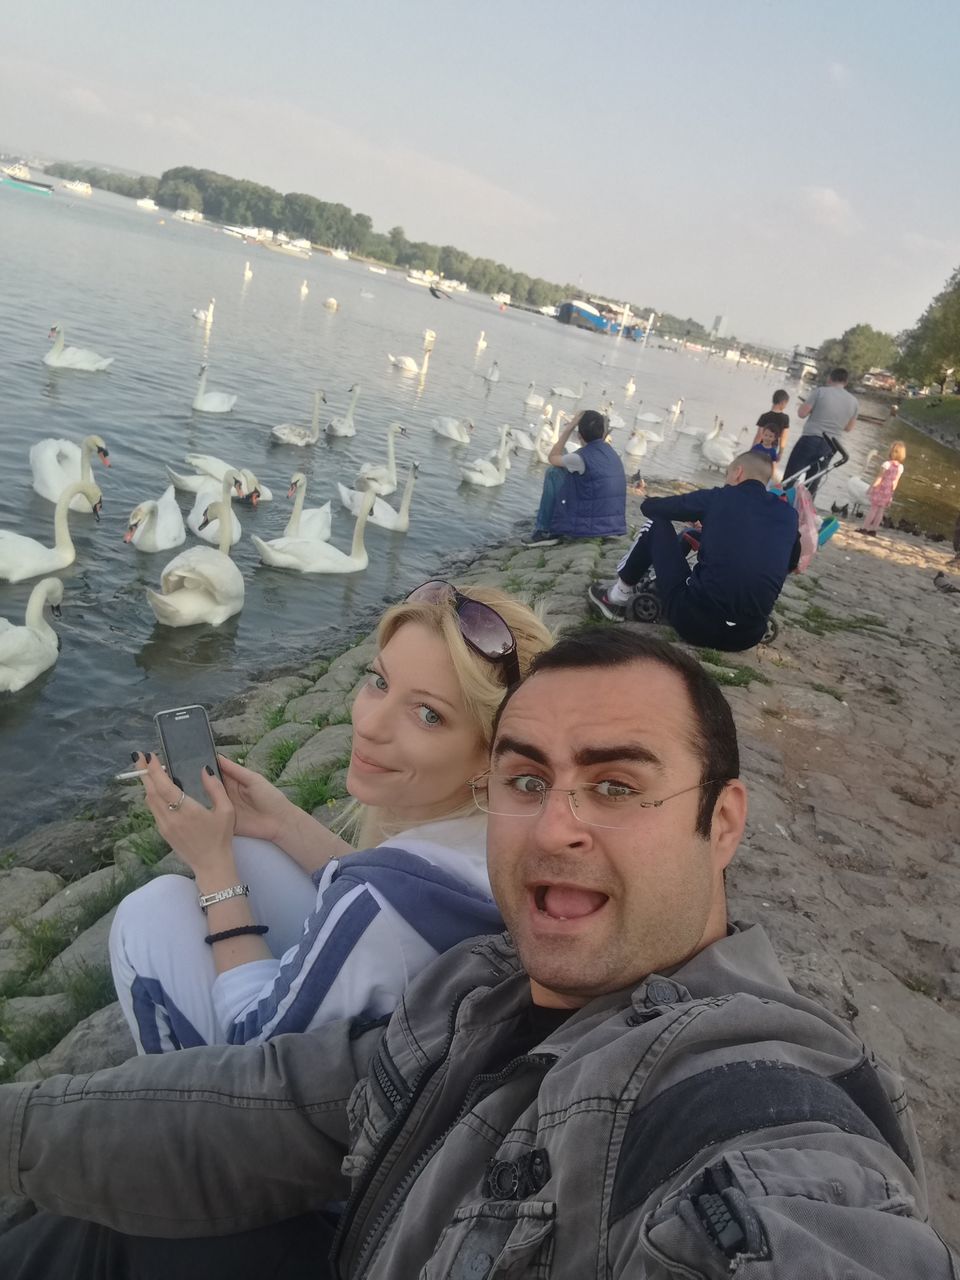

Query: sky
<box><xmin>1</xmin><ymin>0</ymin><xmax>958</xmax><ymax>349</ymax></box>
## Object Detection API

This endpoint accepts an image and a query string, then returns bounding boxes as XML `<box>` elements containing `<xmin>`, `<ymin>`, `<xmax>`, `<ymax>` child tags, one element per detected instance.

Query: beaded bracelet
<box><xmin>204</xmin><ymin>924</ymin><xmax>270</xmax><ymax>946</ymax></box>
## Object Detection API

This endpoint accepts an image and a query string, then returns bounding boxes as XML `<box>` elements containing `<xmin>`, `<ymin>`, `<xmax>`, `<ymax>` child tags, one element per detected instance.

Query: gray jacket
<box><xmin>1</xmin><ymin>923</ymin><xmax>955</xmax><ymax>1277</ymax></box>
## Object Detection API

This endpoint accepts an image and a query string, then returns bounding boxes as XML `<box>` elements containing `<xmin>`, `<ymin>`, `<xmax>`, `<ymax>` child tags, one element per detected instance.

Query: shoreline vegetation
<box><xmin>1</xmin><ymin>487</ymin><xmax>959</xmax><ymax>1243</ymax></box>
<box><xmin>44</xmin><ymin>160</ymin><xmax>725</xmax><ymax>347</ymax></box>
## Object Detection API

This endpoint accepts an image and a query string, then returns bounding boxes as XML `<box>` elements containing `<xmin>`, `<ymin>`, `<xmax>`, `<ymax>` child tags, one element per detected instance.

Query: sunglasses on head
<box><xmin>404</xmin><ymin>581</ymin><xmax>521</xmax><ymax>686</ymax></box>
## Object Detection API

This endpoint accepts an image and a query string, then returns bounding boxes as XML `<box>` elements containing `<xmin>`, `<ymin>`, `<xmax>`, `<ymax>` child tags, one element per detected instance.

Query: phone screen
<box><xmin>154</xmin><ymin>706</ymin><xmax>222</xmax><ymax>808</ymax></box>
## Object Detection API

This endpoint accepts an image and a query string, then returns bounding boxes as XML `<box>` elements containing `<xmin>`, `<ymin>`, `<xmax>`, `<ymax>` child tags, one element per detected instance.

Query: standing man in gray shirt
<box><xmin>783</xmin><ymin>367</ymin><xmax>858</xmax><ymax>496</ymax></box>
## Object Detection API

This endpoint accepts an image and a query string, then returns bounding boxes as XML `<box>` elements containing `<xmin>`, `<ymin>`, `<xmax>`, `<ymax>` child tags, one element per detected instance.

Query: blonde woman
<box><xmin>110</xmin><ymin>583</ymin><xmax>552</xmax><ymax>1053</ymax></box>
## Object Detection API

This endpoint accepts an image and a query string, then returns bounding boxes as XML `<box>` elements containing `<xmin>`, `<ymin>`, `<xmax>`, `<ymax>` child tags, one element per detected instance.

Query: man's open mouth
<box><xmin>532</xmin><ymin>884</ymin><xmax>609</xmax><ymax>921</ymax></box>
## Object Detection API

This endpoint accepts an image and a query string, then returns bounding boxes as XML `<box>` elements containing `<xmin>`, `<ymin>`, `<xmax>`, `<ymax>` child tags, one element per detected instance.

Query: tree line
<box><xmin>45</xmin><ymin>160</ymin><xmax>708</xmax><ymax>330</ymax></box>
<box><xmin>895</xmin><ymin>265</ymin><xmax>960</xmax><ymax>393</ymax></box>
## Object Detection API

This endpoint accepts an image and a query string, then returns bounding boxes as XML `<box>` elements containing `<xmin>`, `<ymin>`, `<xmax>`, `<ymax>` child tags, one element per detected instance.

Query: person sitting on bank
<box><xmin>588</xmin><ymin>450</ymin><xmax>800</xmax><ymax>651</ymax></box>
<box><xmin>530</xmin><ymin>408</ymin><xmax>627</xmax><ymax>543</ymax></box>
<box><xmin>752</xmin><ymin>388</ymin><xmax>790</xmax><ymax>460</ymax></box>
<box><xmin>0</xmin><ymin>631</ymin><xmax>954</xmax><ymax>1278</ymax></box>
<box><xmin>783</xmin><ymin>368</ymin><xmax>858</xmax><ymax>496</ymax></box>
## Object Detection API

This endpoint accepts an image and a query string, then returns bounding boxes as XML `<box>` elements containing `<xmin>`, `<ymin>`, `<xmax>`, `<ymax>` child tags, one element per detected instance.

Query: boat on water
<box><xmin>368</xmin><ymin>265</ymin><xmax>387</xmax><ymax>274</ymax></box>
<box><xmin>173</xmin><ymin>208</ymin><xmax>203</xmax><ymax>223</ymax></box>
<box><xmin>136</xmin><ymin>197</ymin><xmax>159</xmax><ymax>211</ymax></box>
<box><xmin>330</xmin><ymin>248</ymin><xmax>349</xmax><ymax>260</ymax></box>
<box><xmin>61</xmin><ymin>179</ymin><xmax>92</xmax><ymax>196</ymax></box>
<box><xmin>1</xmin><ymin>166</ymin><xmax>54</xmax><ymax>196</ymax></box>
<box><xmin>264</xmin><ymin>239</ymin><xmax>312</xmax><ymax>259</ymax></box>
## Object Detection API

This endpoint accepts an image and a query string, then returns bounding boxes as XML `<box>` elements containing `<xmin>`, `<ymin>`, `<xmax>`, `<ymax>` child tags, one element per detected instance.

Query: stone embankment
<box><xmin>1</xmin><ymin>495</ymin><xmax>959</xmax><ymax>1246</ymax></box>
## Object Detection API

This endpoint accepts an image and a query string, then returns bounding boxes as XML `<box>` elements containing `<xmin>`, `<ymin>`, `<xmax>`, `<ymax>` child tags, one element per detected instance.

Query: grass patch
<box><xmin>810</xmin><ymin>682</ymin><xmax>845</xmax><ymax>702</ymax></box>
<box><xmin>126</xmin><ymin>828</ymin><xmax>168</xmax><ymax>867</ymax></box>
<box><xmin>0</xmin><ymin>869</ymin><xmax>145</xmax><ymax>999</ymax></box>
<box><xmin>288</xmin><ymin>771</ymin><xmax>337</xmax><ymax>813</ymax></box>
<box><xmin>0</xmin><ymin>963</ymin><xmax>118</xmax><ymax>1083</ymax></box>
<box><xmin>263</xmin><ymin>703</ymin><xmax>288</xmax><ymax>732</ymax></box>
<box><xmin>901</xmin><ymin>972</ymin><xmax>938</xmax><ymax>999</ymax></box>
<box><xmin>694</xmin><ymin>649</ymin><xmax>771</xmax><ymax>688</ymax></box>
<box><xmin>794</xmin><ymin>604</ymin><xmax>887</xmax><ymax>636</ymax></box>
<box><xmin>112</xmin><ymin>806</ymin><xmax>155</xmax><ymax>839</ymax></box>
<box><xmin>265</xmin><ymin>737</ymin><xmax>301</xmax><ymax>782</ymax></box>
<box><xmin>898</xmin><ymin>396</ymin><xmax>960</xmax><ymax>438</ymax></box>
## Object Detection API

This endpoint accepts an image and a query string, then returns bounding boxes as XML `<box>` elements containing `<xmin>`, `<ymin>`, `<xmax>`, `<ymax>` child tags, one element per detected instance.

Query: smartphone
<box><xmin>154</xmin><ymin>705</ymin><xmax>222</xmax><ymax>809</ymax></box>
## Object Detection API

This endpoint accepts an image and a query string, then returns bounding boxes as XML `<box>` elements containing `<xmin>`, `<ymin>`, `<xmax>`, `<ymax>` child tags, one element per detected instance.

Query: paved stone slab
<box><xmin>277</xmin><ymin>724</ymin><xmax>354</xmax><ymax>785</ymax></box>
<box><xmin>14</xmin><ymin>1001</ymin><xmax>134</xmax><ymax>1082</ymax></box>
<box><xmin>0</xmin><ymin>868</ymin><xmax>64</xmax><ymax>933</ymax></box>
<box><xmin>243</xmin><ymin>722</ymin><xmax>317</xmax><ymax>777</ymax></box>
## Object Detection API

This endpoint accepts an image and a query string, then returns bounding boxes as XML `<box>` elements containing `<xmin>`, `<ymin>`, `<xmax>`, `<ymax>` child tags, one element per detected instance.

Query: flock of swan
<box><xmin>2</xmin><ymin>287</ymin><xmax>717</xmax><ymax>695</ymax></box>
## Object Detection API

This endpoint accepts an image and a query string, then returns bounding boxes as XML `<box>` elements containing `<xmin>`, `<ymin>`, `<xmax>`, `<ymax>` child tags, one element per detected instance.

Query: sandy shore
<box><xmin>1</xmin><ymin>494</ymin><xmax>958</xmax><ymax>1244</ymax></box>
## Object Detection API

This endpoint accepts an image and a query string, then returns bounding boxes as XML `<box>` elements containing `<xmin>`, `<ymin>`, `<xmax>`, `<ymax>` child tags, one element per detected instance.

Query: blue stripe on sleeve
<box><xmin>338</xmin><ymin>848</ymin><xmax>503</xmax><ymax>952</ymax></box>
<box><xmin>225</xmin><ymin>880</ymin><xmax>380</xmax><ymax>1045</ymax></box>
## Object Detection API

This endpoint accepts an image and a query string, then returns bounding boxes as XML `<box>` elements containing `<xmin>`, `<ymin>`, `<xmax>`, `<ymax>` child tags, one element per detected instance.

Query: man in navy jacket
<box><xmin>532</xmin><ymin>410</ymin><xmax>626</xmax><ymax>541</ymax></box>
<box><xmin>589</xmin><ymin>450</ymin><xmax>800</xmax><ymax>651</ymax></box>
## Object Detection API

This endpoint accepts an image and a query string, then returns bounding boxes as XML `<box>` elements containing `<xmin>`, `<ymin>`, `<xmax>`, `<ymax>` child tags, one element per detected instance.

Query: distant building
<box><xmin>787</xmin><ymin>346</ymin><xmax>819</xmax><ymax>381</ymax></box>
<box><xmin>711</xmin><ymin>314</ymin><xmax>729</xmax><ymax>339</ymax></box>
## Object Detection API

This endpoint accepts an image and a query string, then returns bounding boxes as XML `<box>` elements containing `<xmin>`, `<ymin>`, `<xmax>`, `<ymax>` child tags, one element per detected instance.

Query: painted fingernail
<box><xmin>130</xmin><ymin>751</ymin><xmax>139</xmax><ymax>763</ymax></box>
<box><xmin>144</xmin><ymin>752</ymin><xmax>152</xmax><ymax>764</ymax></box>
<box><xmin>204</xmin><ymin>765</ymin><xmax>215</xmax><ymax>776</ymax></box>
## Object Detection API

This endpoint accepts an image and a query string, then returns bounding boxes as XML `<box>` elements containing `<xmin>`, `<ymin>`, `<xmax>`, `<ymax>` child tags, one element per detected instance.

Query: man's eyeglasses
<box><xmin>404</xmin><ymin>581</ymin><xmax>520</xmax><ymax>685</ymax></box>
<box><xmin>470</xmin><ymin>770</ymin><xmax>725</xmax><ymax>830</ymax></box>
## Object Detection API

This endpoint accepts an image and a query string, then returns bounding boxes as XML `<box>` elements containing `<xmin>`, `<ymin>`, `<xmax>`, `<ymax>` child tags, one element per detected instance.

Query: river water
<box><xmin>1</xmin><ymin>181</ymin><xmax>957</xmax><ymax>842</ymax></box>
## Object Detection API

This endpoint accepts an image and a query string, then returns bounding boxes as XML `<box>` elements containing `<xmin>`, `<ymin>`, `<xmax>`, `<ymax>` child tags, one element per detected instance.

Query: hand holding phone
<box><xmin>154</xmin><ymin>705</ymin><xmax>223</xmax><ymax>809</ymax></box>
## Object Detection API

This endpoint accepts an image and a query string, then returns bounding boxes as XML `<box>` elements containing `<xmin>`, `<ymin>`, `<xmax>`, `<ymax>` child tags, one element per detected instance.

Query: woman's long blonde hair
<box><xmin>343</xmin><ymin>584</ymin><xmax>553</xmax><ymax>848</ymax></box>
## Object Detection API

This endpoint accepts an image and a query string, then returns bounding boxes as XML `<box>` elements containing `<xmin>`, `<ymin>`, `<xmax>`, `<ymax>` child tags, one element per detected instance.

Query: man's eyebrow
<box><xmin>492</xmin><ymin>736</ymin><xmax>550</xmax><ymax>765</ymax></box>
<box><xmin>574</xmin><ymin>744</ymin><xmax>664</xmax><ymax>771</ymax></box>
<box><xmin>492</xmin><ymin>739</ymin><xmax>664</xmax><ymax>772</ymax></box>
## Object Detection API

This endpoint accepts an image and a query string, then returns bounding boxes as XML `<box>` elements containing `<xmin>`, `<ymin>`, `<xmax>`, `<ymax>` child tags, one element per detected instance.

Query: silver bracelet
<box><xmin>198</xmin><ymin>883</ymin><xmax>250</xmax><ymax>914</ymax></box>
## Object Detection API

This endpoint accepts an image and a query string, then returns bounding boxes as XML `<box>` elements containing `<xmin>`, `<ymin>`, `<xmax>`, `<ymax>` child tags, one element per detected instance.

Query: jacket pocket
<box><xmin>420</xmin><ymin>1199</ymin><xmax>556</xmax><ymax>1280</ymax></box>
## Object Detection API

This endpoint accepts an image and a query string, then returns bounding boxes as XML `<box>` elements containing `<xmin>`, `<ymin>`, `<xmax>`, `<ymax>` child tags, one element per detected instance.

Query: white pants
<box><xmin>110</xmin><ymin>838</ymin><xmax>317</xmax><ymax>1054</ymax></box>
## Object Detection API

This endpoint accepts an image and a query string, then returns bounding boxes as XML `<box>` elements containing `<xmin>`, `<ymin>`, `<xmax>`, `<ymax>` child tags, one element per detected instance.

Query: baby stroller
<box><xmin>623</xmin><ymin>436</ymin><xmax>851</xmax><ymax>640</ymax></box>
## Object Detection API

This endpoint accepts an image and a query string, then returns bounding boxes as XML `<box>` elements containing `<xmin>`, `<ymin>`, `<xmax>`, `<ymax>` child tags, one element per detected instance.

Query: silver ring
<box><xmin>168</xmin><ymin>790</ymin><xmax>185</xmax><ymax>812</ymax></box>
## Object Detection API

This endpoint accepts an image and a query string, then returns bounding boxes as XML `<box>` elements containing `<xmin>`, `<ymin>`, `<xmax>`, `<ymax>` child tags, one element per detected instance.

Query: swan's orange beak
<box><xmin>286</xmin><ymin>484</ymin><xmax>298</xmax><ymax>499</ymax></box>
<box><xmin>250</xmin><ymin>489</ymin><xmax>260</xmax><ymax>508</ymax></box>
<box><xmin>123</xmin><ymin>525</ymin><xmax>136</xmax><ymax>543</ymax></box>
<box><xmin>98</xmin><ymin>449</ymin><xmax>111</xmax><ymax>468</ymax></box>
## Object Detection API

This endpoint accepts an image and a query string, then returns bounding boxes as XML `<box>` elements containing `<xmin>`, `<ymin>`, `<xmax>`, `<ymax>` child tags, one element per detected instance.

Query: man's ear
<box><xmin>710</xmin><ymin>779</ymin><xmax>746</xmax><ymax>875</ymax></box>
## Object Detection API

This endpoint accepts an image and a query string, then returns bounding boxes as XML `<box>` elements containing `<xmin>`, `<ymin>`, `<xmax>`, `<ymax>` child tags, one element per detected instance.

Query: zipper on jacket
<box><xmin>370</xmin><ymin>1047</ymin><xmax>406</xmax><ymax>1115</ymax></box>
<box><xmin>333</xmin><ymin>992</ymin><xmax>469</xmax><ymax>1274</ymax></box>
<box><xmin>348</xmin><ymin>1051</ymin><xmax>556</xmax><ymax>1277</ymax></box>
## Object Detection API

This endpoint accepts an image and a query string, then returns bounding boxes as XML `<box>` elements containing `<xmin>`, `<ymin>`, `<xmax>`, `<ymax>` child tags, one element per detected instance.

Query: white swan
<box><xmin>355</xmin><ymin>422</ymin><xmax>407</xmax><ymax>496</ymax></box>
<box><xmin>508</xmin><ymin>426</ymin><xmax>538</xmax><ymax>452</ymax></box>
<box><xmin>283</xmin><ymin>473</ymin><xmax>331</xmax><ymax>540</ymax></box>
<box><xmin>523</xmin><ymin>382</ymin><xmax>545</xmax><ymax>409</ymax></box>
<box><xmin>192</xmin><ymin>297</ymin><xmax>215</xmax><ymax>322</ymax></box>
<box><xmin>166</xmin><ymin>455</ymin><xmax>272</xmax><ymax>501</ymax></box>
<box><xmin>30</xmin><ymin>434</ymin><xmax>110</xmax><ymax>512</ymax></box>
<box><xmin>0</xmin><ymin>578</ymin><xmax>65</xmax><ymax>692</ymax></box>
<box><xmin>243</xmin><ymin>260</ymin><xmax>253</xmax><ymax>282</ymax></box>
<box><xmin>483</xmin><ymin>361</ymin><xmax>501</xmax><ymax>384</ymax></box>
<box><xmin>187</xmin><ymin>473</ymin><xmax>244</xmax><ymax>546</ymax></box>
<box><xmin>461</xmin><ymin>425</ymin><xmax>510</xmax><ymax>488</ymax></box>
<box><xmin>337</xmin><ymin>462</ymin><xmax>419</xmax><ymax>533</ymax></box>
<box><xmin>300</xmin><ymin>279</ymin><xmax>309</xmax><ymax>300</ymax></box>
<box><xmin>624</xmin><ymin>376</ymin><xmax>636</xmax><ymax>398</ymax></box>
<box><xmin>846</xmin><ymin>450</ymin><xmax>881</xmax><ymax>507</ymax></box>
<box><xmin>476</xmin><ymin>330</ymin><xmax>487</xmax><ymax>352</ymax></box>
<box><xmin>193</xmin><ymin>363</ymin><xmax>237</xmax><ymax>414</ymax></box>
<box><xmin>326</xmin><ymin>384</ymin><xmax>361</xmax><ymax>437</ymax></box>
<box><xmin>43</xmin><ymin>324</ymin><xmax>113</xmax><ymax>372</ymax></box>
<box><xmin>323</xmin><ymin>297</ymin><xmax>338</xmax><ymax>311</ymax></box>
<box><xmin>701</xmin><ymin>419</ymin><xmax>737</xmax><ymax>469</ymax></box>
<box><xmin>625</xmin><ymin>431</ymin><xmax>650</xmax><ymax>458</ymax></box>
<box><xmin>670</xmin><ymin>398</ymin><xmax>684</xmax><ymax>418</ymax></box>
<box><xmin>271</xmin><ymin>390</ymin><xmax>325</xmax><ymax>447</ymax></box>
<box><xmin>432</xmin><ymin>417</ymin><xmax>473</xmax><ymax>444</ymax></box>
<box><xmin>0</xmin><ymin>481</ymin><xmax>102</xmax><ymax>583</ymax></box>
<box><xmin>388</xmin><ymin>352</ymin><xmax>420</xmax><ymax>373</ymax></box>
<box><xmin>550</xmin><ymin>379</ymin><xmax>587</xmax><ymax>399</ymax></box>
<box><xmin>252</xmin><ymin>488</ymin><xmax>374</xmax><ymax>573</ymax></box>
<box><xmin>635</xmin><ymin>410</ymin><xmax>664</xmax><ymax>427</ymax></box>
<box><xmin>147</xmin><ymin>496</ymin><xmax>245</xmax><ymax>628</ymax></box>
<box><xmin>123</xmin><ymin>486</ymin><xmax>186</xmax><ymax>553</ymax></box>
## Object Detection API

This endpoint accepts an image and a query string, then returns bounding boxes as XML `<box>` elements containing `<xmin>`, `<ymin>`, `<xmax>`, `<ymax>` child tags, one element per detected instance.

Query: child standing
<box><xmin>753</xmin><ymin>390</ymin><xmax>790</xmax><ymax>461</ymax></box>
<box><xmin>751</xmin><ymin>424</ymin><xmax>781</xmax><ymax>463</ymax></box>
<box><xmin>857</xmin><ymin>441</ymin><xmax>906</xmax><ymax>535</ymax></box>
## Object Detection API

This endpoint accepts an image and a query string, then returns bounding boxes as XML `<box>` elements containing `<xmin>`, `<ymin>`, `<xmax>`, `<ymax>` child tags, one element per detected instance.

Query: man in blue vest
<box><xmin>530</xmin><ymin>409</ymin><xmax>627</xmax><ymax>543</ymax></box>
<box><xmin>588</xmin><ymin>450</ymin><xmax>800</xmax><ymax>651</ymax></box>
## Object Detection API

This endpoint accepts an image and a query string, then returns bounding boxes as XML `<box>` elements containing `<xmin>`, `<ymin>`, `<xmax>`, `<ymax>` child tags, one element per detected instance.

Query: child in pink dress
<box><xmin>858</xmin><ymin>441</ymin><xmax>905</xmax><ymax>535</ymax></box>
